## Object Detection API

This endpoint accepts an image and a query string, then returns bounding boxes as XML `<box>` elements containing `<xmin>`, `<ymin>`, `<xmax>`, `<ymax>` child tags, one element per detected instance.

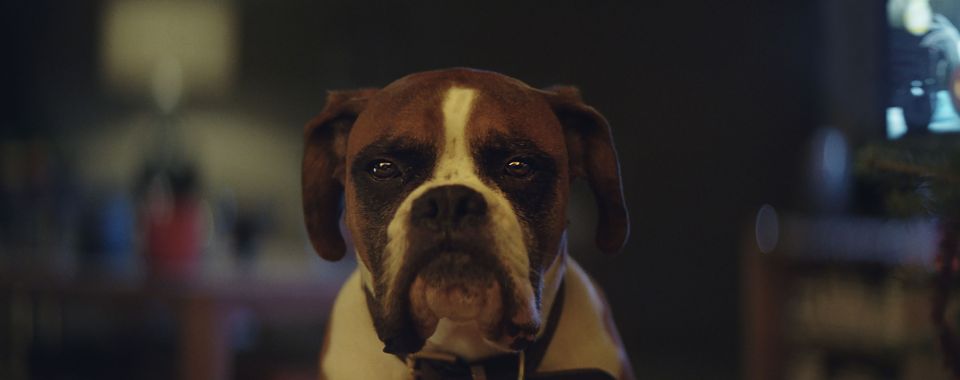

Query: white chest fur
<box><xmin>319</xmin><ymin>256</ymin><xmax>626</xmax><ymax>379</ymax></box>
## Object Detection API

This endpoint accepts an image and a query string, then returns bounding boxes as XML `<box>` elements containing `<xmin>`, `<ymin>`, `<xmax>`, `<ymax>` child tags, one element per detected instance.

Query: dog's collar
<box><xmin>400</xmin><ymin>280</ymin><xmax>615</xmax><ymax>380</ymax></box>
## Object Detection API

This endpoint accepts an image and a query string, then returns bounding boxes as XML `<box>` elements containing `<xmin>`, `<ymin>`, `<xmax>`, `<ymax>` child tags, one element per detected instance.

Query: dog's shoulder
<box><xmin>538</xmin><ymin>258</ymin><xmax>632</xmax><ymax>379</ymax></box>
<box><xmin>319</xmin><ymin>270</ymin><xmax>407</xmax><ymax>379</ymax></box>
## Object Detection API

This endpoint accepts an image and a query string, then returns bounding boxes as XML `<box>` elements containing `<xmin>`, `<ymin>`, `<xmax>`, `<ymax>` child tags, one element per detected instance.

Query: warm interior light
<box><xmin>100</xmin><ymin>0</ymin><xmax>237</xmax><ymax>105</ymax></box>
<box><xmin>903</xmin><ymin>0</ymin><xmax>932</xmax><ymax>36</ymax></box>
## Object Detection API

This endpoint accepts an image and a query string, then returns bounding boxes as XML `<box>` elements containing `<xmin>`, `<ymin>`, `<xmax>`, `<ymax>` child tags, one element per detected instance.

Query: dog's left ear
<box><xmin>542</xmin><ymin>86</ymin><xmax>630</xmax><ymax>253</ymax></box>
<box><xmin>302</xmin><ymin>89</ymin><xmax>378</xmax><ymax>261</ymax></box>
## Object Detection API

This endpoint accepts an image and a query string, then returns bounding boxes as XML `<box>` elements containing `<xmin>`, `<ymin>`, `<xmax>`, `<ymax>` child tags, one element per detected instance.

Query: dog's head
<box><xmin>302</xmin><ymin>68</ymin><xmax>628</xmax><ymax>356</ymax></box>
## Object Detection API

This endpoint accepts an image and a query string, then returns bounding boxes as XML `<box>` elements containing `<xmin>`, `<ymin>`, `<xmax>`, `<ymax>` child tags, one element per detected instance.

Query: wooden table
<box><xmin>1</xmin><ymin>263</ymin><xmax>348</xmax><ymax>380</ymax></box>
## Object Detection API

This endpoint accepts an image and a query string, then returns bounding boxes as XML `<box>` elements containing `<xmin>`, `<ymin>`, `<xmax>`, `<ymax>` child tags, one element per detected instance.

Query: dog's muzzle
<box><xmin>405</xmin><ymin>185</ymin><xmax>512</xmax><ymax>339</ymax></box>
<box><xmin>410</xmin><ymin>185</ymin><xmax>488</xmax><ymax>234</ymax></box>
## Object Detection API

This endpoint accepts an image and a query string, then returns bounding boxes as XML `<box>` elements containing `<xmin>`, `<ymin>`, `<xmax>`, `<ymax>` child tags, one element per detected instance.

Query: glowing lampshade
<box><xmin>100</xmin><ymin>0</ymin><xmax>237</xmax><ymax>110</ymax></box>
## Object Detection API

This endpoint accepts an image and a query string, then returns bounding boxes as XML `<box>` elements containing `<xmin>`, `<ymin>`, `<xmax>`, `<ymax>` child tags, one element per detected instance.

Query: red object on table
<box><xmin>145</xmin><ymin>196</ymin><xmax>203</xmax><ymax>279</ymax></box>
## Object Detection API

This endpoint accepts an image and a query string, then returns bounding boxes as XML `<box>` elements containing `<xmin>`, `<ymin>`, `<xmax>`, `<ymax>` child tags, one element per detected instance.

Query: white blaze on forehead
<box><xmin>435</xmin><ymin>86</ymin><xmax>477</xmax><ymax>180</ymax></box>
<box><xmin>380</xmin><ymin>86</ymin><xmax>537</xmax><ymax>337</ymax></box>
<box><xmin>441</xmin><ymin>87</ymin><xmax>476</xmax><ymax>153</ymax></box>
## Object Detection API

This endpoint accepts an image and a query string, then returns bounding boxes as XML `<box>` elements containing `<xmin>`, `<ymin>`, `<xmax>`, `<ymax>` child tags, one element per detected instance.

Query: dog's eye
<box><xmin>369</xmin><ymin>160</ymin><xmax>401</xmax><ymax>180</ymax></box>
<box><xmin>504</xmin><ymin>158</ymin><xmax>533</xmax><ymax>177</ymax></box>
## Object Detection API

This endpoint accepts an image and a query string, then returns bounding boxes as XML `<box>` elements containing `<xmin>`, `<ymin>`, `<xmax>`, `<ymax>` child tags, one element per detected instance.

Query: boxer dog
<box><xmin>303</xmin><ymin>68</ymin><xmax>632</xmax><ymax>379</ymax></box>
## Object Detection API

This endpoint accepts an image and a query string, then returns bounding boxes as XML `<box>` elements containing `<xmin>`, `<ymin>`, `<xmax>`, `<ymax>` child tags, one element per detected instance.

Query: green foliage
<box><xmin>855</xmin><ymin>140</ymin><xmax>960</xmax><ymax>218</ymax></box>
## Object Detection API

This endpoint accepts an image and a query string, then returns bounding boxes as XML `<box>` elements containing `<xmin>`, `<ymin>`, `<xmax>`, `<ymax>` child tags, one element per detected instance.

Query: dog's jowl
<box><xmin>303</xmin><ymin>68</ymin><xmax>632</xmax><ymax>379</ymax></box>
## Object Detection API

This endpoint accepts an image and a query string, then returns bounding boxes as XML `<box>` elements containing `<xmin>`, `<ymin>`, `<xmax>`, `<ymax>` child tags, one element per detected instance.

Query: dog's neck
<box><xmin>356</xmin><ymin>233</ymin><xmax>570</xmax><ymax>362</ymax></box>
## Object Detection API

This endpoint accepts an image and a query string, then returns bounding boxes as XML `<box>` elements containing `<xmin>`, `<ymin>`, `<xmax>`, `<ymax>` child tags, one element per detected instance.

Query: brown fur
<box><xmin>302</xmin><ymin>69</ymin><xmax>629</xmax><ymax>265</ymax></box>
<box><xmin>302</xmin><ymin>68</ymin><xmax>631</xmax><ymax>368</ymax></box>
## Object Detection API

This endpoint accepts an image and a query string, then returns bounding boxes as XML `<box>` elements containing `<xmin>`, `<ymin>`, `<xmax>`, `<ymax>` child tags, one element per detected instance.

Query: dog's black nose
<box><xmin>410</xmin><ymin>185</ymin><xmax>487</xmax><ymax>231</ymax></box>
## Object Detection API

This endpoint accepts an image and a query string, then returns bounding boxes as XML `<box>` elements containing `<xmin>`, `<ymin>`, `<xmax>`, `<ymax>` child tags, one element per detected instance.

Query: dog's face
<box><xmin>303</xmin><ymin>69</ymin><xmax>628</xmax><ymax>356</ymax></box>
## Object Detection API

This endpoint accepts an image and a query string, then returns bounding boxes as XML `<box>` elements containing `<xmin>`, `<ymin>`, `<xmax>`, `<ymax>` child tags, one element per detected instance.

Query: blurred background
<box><xmin>3</xmin><ymin>0</ymin><xmax>960</xmax><ymax>379</ymax></box>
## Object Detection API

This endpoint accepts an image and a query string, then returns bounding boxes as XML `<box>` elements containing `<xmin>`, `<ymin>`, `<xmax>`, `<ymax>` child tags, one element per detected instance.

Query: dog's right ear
<box><xmin>302</xmin><ymin>89</ymin><xmax>378</xmax><ymax>261</ymax></box>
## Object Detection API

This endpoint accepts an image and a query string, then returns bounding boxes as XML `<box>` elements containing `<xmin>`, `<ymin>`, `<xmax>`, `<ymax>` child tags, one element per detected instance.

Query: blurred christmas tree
<box><xmin>857</xmin><ymin>141</ymin><xmax>960</xmax><ymax>217</ymax></box>
<box><xmin>856</xmin><ymin>139</ymin><xmax>960</xmax><ymax>377</ymax></box>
